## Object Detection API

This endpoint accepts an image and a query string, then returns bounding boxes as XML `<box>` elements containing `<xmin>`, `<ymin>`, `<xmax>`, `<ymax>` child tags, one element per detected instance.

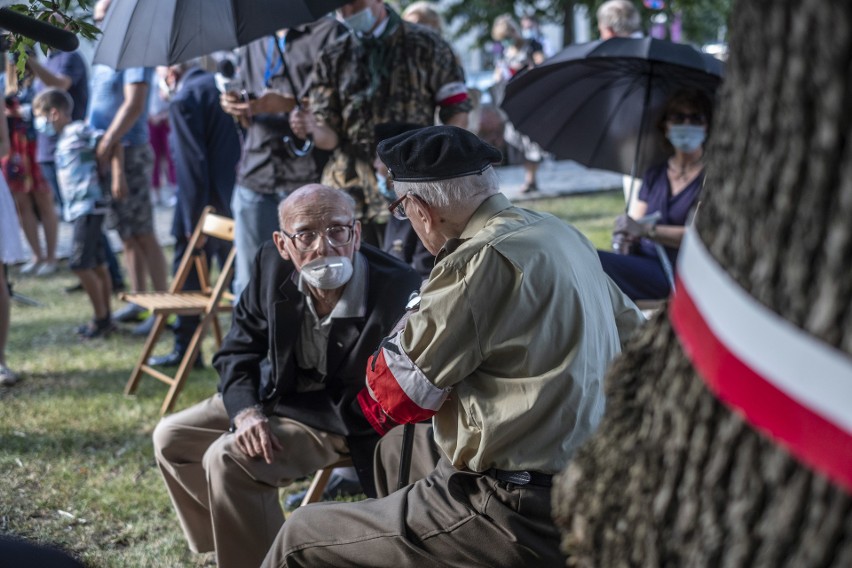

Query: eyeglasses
<box><xmin>387</xmin><ymin>192</ymin><xmax>411</xmax><ymax>220</ymax></box>
<box><xmin>667</xmin><ymin>112</ymin><xmax>707</xmax><ymax>125</ymax></box>
<box><xmin>279</xmin><ymin>223</ymin><xmax>356</xmax><ymax>252</ymax></box>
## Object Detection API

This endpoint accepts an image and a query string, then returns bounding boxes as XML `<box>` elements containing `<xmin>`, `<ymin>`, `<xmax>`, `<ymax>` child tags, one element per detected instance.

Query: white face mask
<box><xmin>667</xmin><ymin>124</ymin><xmax>706</xmax><ymax>153</ymax></box>
<box><xmin>343</xmin><ymin>6</ymin><xmax>376</xmax><ymax>35</ymax></box>
<box><xmin>299</xmin><ymin>255</ymin><xmax>354</xmax><ymax>290</ymax></box>
<box><xmin>376</xmin><ymin>173</ymin><xmax>394</xmax><ymax>201</ymax></box>
<box><xmin>34</xmin><ymin>115</ymin><xmax>56</xmax><ymax>136</ymax></box>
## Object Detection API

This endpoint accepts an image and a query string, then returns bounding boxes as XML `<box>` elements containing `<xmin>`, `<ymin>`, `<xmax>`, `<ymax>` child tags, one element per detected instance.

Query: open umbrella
<box><xmin>501</xmin><ymin>37</ymin><xmax>724</xmax><ymax>180</ymax></box>
<box><xmin>92</xmin><ymin>0</ymin><xmax>347</xmax><ymax>69</ymax></box>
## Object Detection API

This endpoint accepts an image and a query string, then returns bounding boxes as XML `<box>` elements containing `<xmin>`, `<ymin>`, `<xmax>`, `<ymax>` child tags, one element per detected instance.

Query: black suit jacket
<box><xmin>213</xmin><ymin>242</ymin><xmax>420</xmax><ymax>494</ymax></box>
<box><xmin>168</xmin><ymin>66</ymin><xmax>241</xmax><ymax>238</ymax></box>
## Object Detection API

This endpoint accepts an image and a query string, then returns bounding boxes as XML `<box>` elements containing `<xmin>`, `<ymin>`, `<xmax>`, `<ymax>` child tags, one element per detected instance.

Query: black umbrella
<box><xmin>501</xmin><ymin>37</ymin><xmax>724</xmax><ymax>180</ymax></box>
<box><xmin>92</xmin><ymin>0</ymin><xmax>348</xmax><ymax>69</ymax></box>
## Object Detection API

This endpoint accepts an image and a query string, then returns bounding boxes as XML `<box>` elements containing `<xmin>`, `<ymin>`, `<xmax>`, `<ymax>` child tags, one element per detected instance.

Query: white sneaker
<box><xmin>0</xmin><ymin>364</ymin><xmax>19</xmax><ymax>386</ymax></box>
<box><xmin>36</xmin><ymin>262</ymin><xmax>58</xmax><ymax>277</ymax></box>
<box><xmin>19</xmin><ymin>259</ymin><xmax>40</xmax><ymax>275</ymax></box>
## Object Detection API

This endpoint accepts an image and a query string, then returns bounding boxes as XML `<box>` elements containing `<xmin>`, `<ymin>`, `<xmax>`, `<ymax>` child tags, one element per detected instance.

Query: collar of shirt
<box><xmin>297</xmin><ymin>251</ymin><xmax>368</xmax><ymax>323</ymax></box>
<box><xmin>436</xmin><ymin>193</ymin><xmax>513</xmax><ymax>262</ymax></box>
<box><xmin>371</xmin><ymin>13</ymin><xmax>390</xmax><ymax>38</ymax></box>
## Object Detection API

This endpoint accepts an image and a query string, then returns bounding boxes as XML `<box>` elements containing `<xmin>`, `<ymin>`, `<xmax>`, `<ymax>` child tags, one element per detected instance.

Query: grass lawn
<box><xmin>0</xmin><ymin>191</ymin><xmax>622</xmax><ymax>566</ymax></box>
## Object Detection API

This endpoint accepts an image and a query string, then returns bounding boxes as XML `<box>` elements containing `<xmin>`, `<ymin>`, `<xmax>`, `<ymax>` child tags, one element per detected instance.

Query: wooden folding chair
<box><xmin>121</xmin><ymin>207</ymin><xmax>236</xmax><ymax>415</ymax></box>
<box><xmin>299</xmin><ymin>457</ymin><xmax>354</xmax><ymax>507</ymax></box>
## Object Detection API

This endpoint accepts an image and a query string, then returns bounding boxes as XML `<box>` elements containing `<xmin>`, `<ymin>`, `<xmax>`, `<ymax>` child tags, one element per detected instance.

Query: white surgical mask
<box><xmin>299</xmin><ymin>255</ymin><xmax>354</xmax><ymax>290</ymax></box>
<box><xmin>343</xmin><ymin>7</ymin><xmax>376</xmax><ymax>35</ymax></box>
<box><xmin>34</xmin><ymin>115</ymin><xmax>56</xmax><ymax>137</ymax></box>
<box><xmin>667</xmin><ymin>124</ymin><xmax>706</xmax><ymax>153</ymax></box>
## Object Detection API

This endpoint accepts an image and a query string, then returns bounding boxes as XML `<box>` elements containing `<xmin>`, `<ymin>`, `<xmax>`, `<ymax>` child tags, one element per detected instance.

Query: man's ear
<box><xmin>272</xmin><ymin>231</ymin><xmax>291</xmax><ymax>261</ymax></box>
<box><xmin>353</xmin><ymin>220</ymin><xmax>362</xmax><ymax>251</ymax></box>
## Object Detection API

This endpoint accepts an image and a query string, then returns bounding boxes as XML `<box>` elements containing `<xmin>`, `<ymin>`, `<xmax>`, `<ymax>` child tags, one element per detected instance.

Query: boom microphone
<box><xmin>0</xmin><ymin>8</ymin><xmax>79</xmax><ymax>52</ymax></box>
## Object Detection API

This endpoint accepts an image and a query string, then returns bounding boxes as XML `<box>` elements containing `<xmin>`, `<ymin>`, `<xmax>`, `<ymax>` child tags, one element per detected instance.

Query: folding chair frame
<box><xmin>121</xmin><ymin>207</ymin><xmax>236</xmax><ymax>415</ymax></box>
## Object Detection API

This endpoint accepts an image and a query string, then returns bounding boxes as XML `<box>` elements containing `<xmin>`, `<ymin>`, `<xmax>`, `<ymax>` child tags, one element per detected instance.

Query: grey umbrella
<box><xmin>501</xmin><ymin>37</ymin><xmax>724</xmax><ymax>180</ymax></box>
<box><xmin>92</xmin><ymin>0</ymin><xmax>347</xmax><ymax>69</ymax></box>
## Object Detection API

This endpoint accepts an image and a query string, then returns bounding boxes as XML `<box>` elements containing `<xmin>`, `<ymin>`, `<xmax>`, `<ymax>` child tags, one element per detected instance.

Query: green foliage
<box><xmin>2</xmin><ymin>1</ymin><xmax>100</xmax><ymax>72</ymax></box>
<box><xmin>400</xmin><ymin>0</ymin><xmax>731</xmax><ymax>48</ymax></box>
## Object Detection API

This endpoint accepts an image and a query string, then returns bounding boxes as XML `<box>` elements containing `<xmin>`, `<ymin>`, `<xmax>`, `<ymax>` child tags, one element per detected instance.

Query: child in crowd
<box><xmin>33</xmin><ymin>88</ymin><xmax>127</xmax><ymax>338</ymax></box>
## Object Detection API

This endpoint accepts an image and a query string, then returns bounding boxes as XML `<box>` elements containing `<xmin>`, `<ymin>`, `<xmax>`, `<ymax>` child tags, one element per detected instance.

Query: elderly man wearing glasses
<box><xmin>260</xmin><ymin>126</ymin><xmax>643</xmax><ymax>567</ymax></box>
<box><xmin>152</xmin><ymin>183</ymin><xmax>419</xmax><ymax>568</ymax></box>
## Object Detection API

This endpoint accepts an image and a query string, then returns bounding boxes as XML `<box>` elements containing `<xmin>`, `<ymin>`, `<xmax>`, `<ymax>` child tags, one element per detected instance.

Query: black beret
<box><xmin>372</xmin><ymin>122</ymin><xmax>426</xmax><ymax>155</ymax></box>
<box><xmin>377</xmin><ymin>125</ymin><xmax>503</xmax><ymax>182</ymax></box>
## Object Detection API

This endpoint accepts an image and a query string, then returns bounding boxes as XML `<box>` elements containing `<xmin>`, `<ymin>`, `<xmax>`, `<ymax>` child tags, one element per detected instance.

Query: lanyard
<box><xmin>263</xmin><ymin>35</ymin><xmax>286</xmax><ymax>87</ymax></box>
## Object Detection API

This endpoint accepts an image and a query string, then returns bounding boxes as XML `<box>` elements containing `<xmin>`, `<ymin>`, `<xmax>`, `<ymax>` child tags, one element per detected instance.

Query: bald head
<box><xmin>278</xmin><ymin>184</ymin><xmax>356</xmax><ymax>232</ymax></box>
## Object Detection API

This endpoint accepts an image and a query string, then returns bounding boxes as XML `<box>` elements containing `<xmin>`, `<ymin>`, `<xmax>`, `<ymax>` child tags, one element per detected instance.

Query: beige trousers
<box><xmin>152</xmin><ymin>395</ymin><xmax>349</xmax><ymax>568</ymax></box>
<box><xmin>261</xmin><ymin>457</ymin><xmax>564</xmax><ymax>568</ymax></box>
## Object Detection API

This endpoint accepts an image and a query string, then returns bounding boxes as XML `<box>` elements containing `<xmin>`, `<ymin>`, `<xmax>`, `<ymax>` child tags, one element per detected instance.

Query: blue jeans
<box><xmin>231</xmin><ymin>185</ymin><xmax>289</xmax><ymax>299</ymax></box>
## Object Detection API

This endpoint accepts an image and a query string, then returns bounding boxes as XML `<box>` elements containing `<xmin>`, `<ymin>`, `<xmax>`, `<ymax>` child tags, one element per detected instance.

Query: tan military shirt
<box><xmin>396</xmin><ymin>194</ymin><xmax>642</xmax><ymax>474</ymax></box>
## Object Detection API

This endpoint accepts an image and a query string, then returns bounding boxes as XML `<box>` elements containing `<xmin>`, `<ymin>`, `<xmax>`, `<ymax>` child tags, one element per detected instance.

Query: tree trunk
<box><xmin>552</xmin><ymin>1</ymin><xmax>852</xmax><ymax>566</ymax></box>
<box><xmin>563</xmin><ymin>1</ymin><xmax>576</xmax><ymax>46</ymax></box>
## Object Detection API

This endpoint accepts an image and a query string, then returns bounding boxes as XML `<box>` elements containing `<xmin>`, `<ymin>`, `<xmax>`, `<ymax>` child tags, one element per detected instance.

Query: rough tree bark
<box><xmin>552</xmin><ymin>1</ymin><xmax>852</xmax><ymax>566</ymax></box>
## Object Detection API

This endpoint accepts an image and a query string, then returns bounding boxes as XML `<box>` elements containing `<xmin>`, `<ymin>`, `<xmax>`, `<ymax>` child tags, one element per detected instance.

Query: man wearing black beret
<box><xmin>262</xmin><ymin>126</ymin><xmax>643</xmax><ymax>567</ymax></box>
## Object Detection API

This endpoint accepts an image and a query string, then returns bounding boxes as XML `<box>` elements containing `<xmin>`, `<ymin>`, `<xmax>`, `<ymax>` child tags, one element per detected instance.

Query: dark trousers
<box><xmin>171</xmin><ymin>234</ymin><xmax>231</xmax><ymax>353</ymax></box>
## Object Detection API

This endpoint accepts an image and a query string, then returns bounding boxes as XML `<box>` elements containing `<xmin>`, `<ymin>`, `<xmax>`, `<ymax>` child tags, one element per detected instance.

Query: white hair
<box><xmin>394</xmin><ymin>166</ymin><xmax>500</xmax><ymax>208</ymax></box>
<box><xmin>597</xmin><ymin>0</ymin><xmax>641</xmax><ymax>36</ymax></box>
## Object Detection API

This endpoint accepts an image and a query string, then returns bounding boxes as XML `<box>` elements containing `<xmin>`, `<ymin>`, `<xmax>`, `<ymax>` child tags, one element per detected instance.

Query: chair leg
<box><xmin>301</xmin><ymin>468</ymin><xmax>333</xmax><ymax>507</ymax></box>
<box><xmin>158</xmin><ymin>315</ymin><xmax>209</xmax><ymax>415</ymax></box>
<box><xmin>125</xmin><ymin>314</ymin><xmax>169</xmax><ymax>396</ymax></box>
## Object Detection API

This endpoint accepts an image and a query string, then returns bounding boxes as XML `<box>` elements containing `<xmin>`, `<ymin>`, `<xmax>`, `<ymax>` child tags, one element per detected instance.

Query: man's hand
<box><xmin>288</xmin><ymin>106</ymin><xmax>317</xmax><ymax>139</ymax></box>
<box><xmin>96</xmin><ymin>132</ymin><xmax>117</xmax><ymax>164</ymax></box>
<box><xmin>614</xmin><ymin>214</ymin><xmax>646</xmax><ymax>239</ymax></box>
<box><xmin>111</xmin><ymin>172</ymin><xmax>129</xmax><ymax>200</ymax></box>
<box><xmin>233</xmin><ymin>407</ymin><xmax>283</xmax><ymax>464</ymax></box>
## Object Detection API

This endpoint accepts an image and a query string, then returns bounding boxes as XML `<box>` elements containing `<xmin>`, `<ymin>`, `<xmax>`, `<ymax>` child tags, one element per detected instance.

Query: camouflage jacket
<box><xmin>310</xmin><ymin>8</ymin><xmax>471</xmax><ymax>221</ymax></box>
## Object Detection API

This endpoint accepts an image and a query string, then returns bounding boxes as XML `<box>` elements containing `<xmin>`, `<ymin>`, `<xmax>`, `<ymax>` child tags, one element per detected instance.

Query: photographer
<box><xmin>219</xmin><ymin>17</ymin><xmax>343</xmax><ymax>298</ymax></box>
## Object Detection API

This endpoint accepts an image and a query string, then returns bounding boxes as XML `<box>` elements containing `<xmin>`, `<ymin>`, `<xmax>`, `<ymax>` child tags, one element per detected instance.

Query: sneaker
<box><xmin>77</xmin><ymin>318</ymin><xmax>115</xmax><ymax>339</ymax></box>
<box><xmin>112</xmin><ymin>303</ymin><xmax>148</xmax><ymax>323</ymax></box>
<box><xmin>36</xmin><ymin>262</ymin><xmax>58</xmax><ymax>277</ymax></box>
<box><xmin>65</xmin><ymin>282</ymin><xmax>84</xmax><ymax>293</ymax></box>
<box><xmin>0</xmin><ymin>364</ymin><xmax>20</xmax><ymax>386</ymax></box>
<box><xmin>19</xmin><ymin>259</ymin><xmax>40</xmax><ymax>275</ymax></box>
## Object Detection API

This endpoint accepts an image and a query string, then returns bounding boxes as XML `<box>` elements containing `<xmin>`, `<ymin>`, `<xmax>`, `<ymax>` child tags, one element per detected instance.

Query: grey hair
<box><xmin>394</xmin><ymin>166</ymin><xmax>499</xmax><ymax>208</ymax></box>
<box><xmin>597</xmin><ymin>0</ymin><xmax>641</xmax><ymax>36</ymax></box>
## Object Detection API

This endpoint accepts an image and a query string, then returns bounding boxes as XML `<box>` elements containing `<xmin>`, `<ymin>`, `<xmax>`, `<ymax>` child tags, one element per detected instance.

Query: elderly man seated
<box><xmin>260</xmin><ymin>126</ymin><xmax>644</xmax><ymax>567</ymax></box>
<box><xmin>152</xmin><ymin>184</ymin><xmax>420</xmax><ymax>568</ymax></box>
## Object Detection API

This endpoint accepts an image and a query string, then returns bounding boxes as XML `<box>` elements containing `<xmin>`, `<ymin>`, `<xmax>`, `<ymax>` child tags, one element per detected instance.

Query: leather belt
<box><xmin>485</xmin><ymin>468</ymin><xmax>553</xmax><ymax>487</ymax></box>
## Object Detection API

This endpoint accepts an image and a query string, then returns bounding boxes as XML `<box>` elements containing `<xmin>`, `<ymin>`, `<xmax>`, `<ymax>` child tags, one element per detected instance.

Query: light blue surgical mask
<box><xmin>376</xmin><ymin>173</ymin><xmax>395</xmax><ymax>201</ymax></box>
<box><xmin>343</xmin><ymin>7</ymin><xmax>377</xmax><ymax>35</ymax></box>
<box><xmin>34</xmin><ymin>115</ymin><xmax>56</xmax><ymax>137</ymax></box>
<box><xmin>667</xmin><ymin>124</ymin><xmax>706</xmax><ymax>153</ymax></box>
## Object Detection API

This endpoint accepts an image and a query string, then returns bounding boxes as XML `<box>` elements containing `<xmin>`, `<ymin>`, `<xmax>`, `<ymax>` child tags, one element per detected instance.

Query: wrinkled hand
<box><xmin>288</xmin><ymin>107</ymin><xmax>316</xmax><ymax>140</ymax></box>
<box><xmin>233</xmin><ymin>408</ymin><xmax>283</xmax><ymax>464</ymax></box>
<box><xmin>614</xmin><ymin>214</ymin><xmax>646</xmax><ymax>239</ymax></box>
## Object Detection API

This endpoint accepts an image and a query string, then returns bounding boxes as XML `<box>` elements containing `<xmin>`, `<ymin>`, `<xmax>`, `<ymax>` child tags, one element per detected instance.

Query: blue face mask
<box><xmin>344</xmin><ymin>7</ymin><xmax>377</xmax><ymax>35</ymax></box>
<box><xmin>376</xmin><ymin>174</ymin><xmax>395</xmax><ymax>201</ymax></box>
<box><xmin>667</xmin><ymin>124</ymin><xmax>706</xmax><ymax>153</ymax></box>
<box><xmin>34</xmin><ymin>115</ymin><xmax>56</xmax><ymax>137</ymax></box>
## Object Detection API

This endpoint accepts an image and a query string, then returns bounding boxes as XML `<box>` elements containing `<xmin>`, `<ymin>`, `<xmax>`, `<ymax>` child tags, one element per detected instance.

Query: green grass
<box><xmin>0</xmin><ymin>191</ymin><xmax>621</xmax><ymax>566</ymax></box>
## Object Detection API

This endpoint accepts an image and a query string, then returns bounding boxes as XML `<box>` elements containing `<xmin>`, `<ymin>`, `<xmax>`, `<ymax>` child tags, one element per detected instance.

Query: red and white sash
<box><xmin>670</xmin><ymin>227</ymin><xmax>852</xmax><ymax>493</ymax></box>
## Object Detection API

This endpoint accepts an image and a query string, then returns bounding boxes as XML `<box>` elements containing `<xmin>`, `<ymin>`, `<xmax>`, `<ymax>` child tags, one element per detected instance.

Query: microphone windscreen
<box><xmin>217</xmin><ymin>59</ymin><xmax>235</xmax><ymax>79</ymax></box>
<box><xmin>0</xmin><ymin>8</ymin><xmax>79</xmax><ymax>52</ymax></box>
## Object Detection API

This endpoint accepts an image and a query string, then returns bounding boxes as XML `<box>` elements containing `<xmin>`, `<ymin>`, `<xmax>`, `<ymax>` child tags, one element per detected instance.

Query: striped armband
<box><xmin>366</xmin><ymin>333</ymin><xmax>449</xmax><ymax>424</ymax></box>
<box><xmin>435</xmin><ymin>81</ymin><xmax>468</xmax><ymax>107</ymax></box>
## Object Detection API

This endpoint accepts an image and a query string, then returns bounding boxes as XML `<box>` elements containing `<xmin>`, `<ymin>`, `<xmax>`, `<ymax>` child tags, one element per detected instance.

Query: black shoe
<box><xmin>147</xmin><ymin>350</ymin><xmax>204</xmax><ymax>368</ymax></box>
<box><xmin>77</xmin><ymin>318</ymin><xmax>116</xmax><ymax>340</ymax></box>
<box><xmin>64</xmin><ymin>282</ymin><xmax>84</xmax><ymax>293</ymax></box>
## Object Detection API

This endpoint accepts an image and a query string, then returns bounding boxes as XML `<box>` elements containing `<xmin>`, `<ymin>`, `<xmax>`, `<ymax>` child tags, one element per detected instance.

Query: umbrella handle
<box><xmin>283</xmin><ymin>134</ymin><xmax>314</xmax><ymax>158</ymax></box>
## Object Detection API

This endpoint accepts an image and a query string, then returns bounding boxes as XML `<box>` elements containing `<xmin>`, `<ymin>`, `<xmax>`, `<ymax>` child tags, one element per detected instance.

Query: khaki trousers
<box><xmin>152</xmin><ymin>395</ymin><xmax>349</xmax><ymax>568</ymax></box>
<box><xmin>261</xmin><ymin>457</ymin><xmax>565</xmax><ymax>568</ymax></box>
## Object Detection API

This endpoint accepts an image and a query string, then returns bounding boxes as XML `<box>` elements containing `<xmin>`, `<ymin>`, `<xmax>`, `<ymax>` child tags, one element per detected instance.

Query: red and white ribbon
<box><xmin>670</xmin><ymin>226</ymin><xmax>852</xmax><ymax>493</ymax></box>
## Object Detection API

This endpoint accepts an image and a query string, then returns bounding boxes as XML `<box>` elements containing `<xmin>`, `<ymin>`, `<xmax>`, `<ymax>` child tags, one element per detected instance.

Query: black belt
<box><xmin>485</xmin><ymin>468</ymin><xmax>553</xmax><ymax>487</ymax></box>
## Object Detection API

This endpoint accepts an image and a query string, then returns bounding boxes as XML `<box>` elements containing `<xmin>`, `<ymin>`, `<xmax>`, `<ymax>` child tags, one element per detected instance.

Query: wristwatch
<box><xmin>647</xmin><ymin>223</ymin><xmax>658</xmax><ymax>240</ymax></box>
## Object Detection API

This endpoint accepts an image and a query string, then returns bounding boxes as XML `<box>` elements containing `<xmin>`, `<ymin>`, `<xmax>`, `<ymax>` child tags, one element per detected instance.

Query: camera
<box><xmin>214</xmin><ymin>58</ymin><xmax>255</xmax><ymax>99</ymax></box>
